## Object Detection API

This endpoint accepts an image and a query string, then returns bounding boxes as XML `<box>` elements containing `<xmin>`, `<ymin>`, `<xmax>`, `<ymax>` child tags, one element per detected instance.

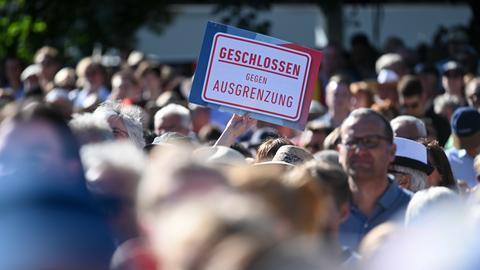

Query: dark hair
<box><xmin>329</xmin><ymin>73</ymin><xmax>352</xmax><ymax>86</ymax></box>
<box><xmin>398</xmin><ymin>75</ymin><xmax>423</xmax><ymax>97</ymax></box>
<box><xmin>255</xmin><ymin>137</ymin><xmax>293</xmax><ymax>163</ymax></box>
<box><xmin>303</xmin><ymin>160</ymin><xmax>352</xmax><ymax>208</ymax></box>
<box><xmin>231</xmin><ymin>143</ymin><xmax>253</xmax><ymax>158</ymax></box>
<box><xmin>419</xmin><ymin>138</ymin><xmax>458</xmax><ymax>191</ymax></box>
<box><xmin>344</xmin><ymin>108</ymin><xmax>394</xmax><ymax>144</ymax></box>
<box><xmin>11</xmin><ymin>102</ymin><xmax>81</xmax><ymax>161</ymax></box>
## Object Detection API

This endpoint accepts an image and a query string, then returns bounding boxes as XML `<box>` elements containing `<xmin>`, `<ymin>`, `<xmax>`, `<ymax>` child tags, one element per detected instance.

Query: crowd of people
<box><xmin>0</xmin><ymin>25</ymin><xmax>480</xmax><ymax>269</ymax></box>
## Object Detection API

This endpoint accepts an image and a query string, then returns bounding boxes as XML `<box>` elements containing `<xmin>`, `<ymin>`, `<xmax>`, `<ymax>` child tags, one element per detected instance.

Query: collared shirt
<box><xmin>445</xmin><ymin>148</ymin><xmax>476</xmax><ymax>188</ymax></box>
<box><xmin>70</xmin><ymin>86</ymin><xmax>110</xmax><ymax>109</ymax></box>
<box><xmin>339</xmin><ymin>179</ymin><xmax>412</xmax><ymax>251</ymax></box>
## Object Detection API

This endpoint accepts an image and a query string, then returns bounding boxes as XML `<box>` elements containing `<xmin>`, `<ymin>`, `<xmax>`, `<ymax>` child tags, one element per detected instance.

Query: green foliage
<box><xmin>0</xmin><ymin>0</ymin><xmax>172</xmax><ymax>63</ymax></box>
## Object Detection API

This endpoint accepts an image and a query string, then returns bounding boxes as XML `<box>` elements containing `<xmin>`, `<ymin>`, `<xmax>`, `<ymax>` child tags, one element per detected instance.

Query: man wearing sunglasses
<box><xmin>337</xmin><ymin>108</ymin><xmax>412</xmax><ymax>251</ymax></box>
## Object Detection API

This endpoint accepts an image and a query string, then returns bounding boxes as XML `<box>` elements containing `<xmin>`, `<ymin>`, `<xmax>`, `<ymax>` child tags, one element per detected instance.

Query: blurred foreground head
<box><xmin>0</xmin><ymin>173</ymin><xmax>115</xmax><ymax>270</ymax></box>
<box><xmin>0</xmin><ymin>102</ymin><xmax>84</xmax><ymax>183</ymax></box>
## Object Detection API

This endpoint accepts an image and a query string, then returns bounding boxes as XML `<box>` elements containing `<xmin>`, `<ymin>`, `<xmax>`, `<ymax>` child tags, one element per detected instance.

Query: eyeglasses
<box><xmin>112</xmin><ymin>127</ymin><xmax>129</xmax><ymax>138</ymax></box>
<box><xmin>341</xmin><ymin>134</ymin><xmax>390</xmax><ymax>149</ymax></box>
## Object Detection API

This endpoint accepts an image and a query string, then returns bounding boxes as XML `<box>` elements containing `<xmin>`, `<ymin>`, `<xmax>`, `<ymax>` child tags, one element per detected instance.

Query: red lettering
<box><xmin>292</xmin><ymin>64</ymin><xmax>300</xmax><ymax>77</ymax></box>
<box><xmin>286</xmin><ymin>62</ymin><xmax>293</xmax><ymax>75</ymax></box>
<box><xmin>234</xmin><ymin>50</ymin><xmax>241</xmax><ymax>62</ymax></box>
<box><xmin>219</xmin><ymin>47</ymin><xmax>227</xmax><ymax>59</ymax></box>
<box><xmin>213</xmin><ymin>80</ymin><xmax>219</xmax><ymax>91</ymax></box>
<box><xmin>278</xmin><ymin>61</ymin><xmax>286</xmax><ymax>72</ymax></box>
<box><xmin>271</xmin><ymin>59</ymin><xmax>278</xmax><ymax>70</ymax></box>
<box><xmin>241</xmin><ymin>52</ymin><xmax>249</xmax><ymax>64</ymax></box>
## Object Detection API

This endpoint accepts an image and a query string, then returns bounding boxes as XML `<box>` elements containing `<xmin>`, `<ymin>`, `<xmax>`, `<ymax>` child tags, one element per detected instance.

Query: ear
<box><xmin>388</xmin><ymin>142</ymin><xmax>397</xmax><ymax>163</ymax></box>
<box><xmin>396</xmin><ymin>174</ymin><xmax>412</xmax><ymax>190</ymax></box>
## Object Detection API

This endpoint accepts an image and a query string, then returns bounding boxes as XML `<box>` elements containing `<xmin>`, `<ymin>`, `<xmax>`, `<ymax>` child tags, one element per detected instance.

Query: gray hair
<box><xmin>81</xmin><ymin>140</ymin><xmax>146</xmax><ymax>182</ymax></box>
<box><xmin>375</xmin><ymin>53</ymin><xmax>403</xmax><ymax>74</ymax></box>
<box><xmin>433</xmin><ymin>94</ymin><xmax>462</xmax><ymax>115</ymax></box>
<box><xmin>69</xmin><ymin>112</ymin><xmax>113</xmax><ymax>146</ymax></box>
<box><xmin>94</xmin><ymin>101</ymin><xmax>145</xmax><ymax>149</ymax></box>
<box><xmin>390</xmin><ymin>115</ymin><xmax>427</xmax><ymax>138</ymax></box>
<box><xmin>391</xmin><ymin>164</ymin><xmax>427</xmax><ymax>192</ymax></box>
<box><xmin>405</xmin><ymin>186</ymin><xmax>461</xmax><ymax>226</ymax></box>
<box><xmin>154</xmin><ymin>103</ymin><xmax>191</xmax><ymax>131</ymax></box>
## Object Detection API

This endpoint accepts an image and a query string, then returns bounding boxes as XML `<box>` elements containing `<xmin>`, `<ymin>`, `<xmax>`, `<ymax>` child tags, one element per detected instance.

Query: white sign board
<box><xmin>201</xmin><ymin>33</ymin><xmax>311</xmax><ymax>121</ymax></box>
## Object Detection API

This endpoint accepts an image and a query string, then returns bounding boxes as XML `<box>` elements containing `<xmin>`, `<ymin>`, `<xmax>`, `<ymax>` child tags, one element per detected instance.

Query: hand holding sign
<box><xmin>214</xmin><ymin>113</ymin><xmax>256</xmax><ymax>147</ymax></box>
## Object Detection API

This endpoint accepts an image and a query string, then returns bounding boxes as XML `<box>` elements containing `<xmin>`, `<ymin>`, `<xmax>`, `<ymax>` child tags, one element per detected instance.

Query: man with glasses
<box><xmin>397</xmin><ymin>75</ymin><xmax>451</xmax><ymax>145</ymax></box>
<box><xmin>441</xmin><ymin>60</ymin><xmax>466</xmax><ymax>104</ymax></box>
<box><xmin>337</xmin><ymin>108</ymin><xmax>412</xmax><ymax>251</ymax></box>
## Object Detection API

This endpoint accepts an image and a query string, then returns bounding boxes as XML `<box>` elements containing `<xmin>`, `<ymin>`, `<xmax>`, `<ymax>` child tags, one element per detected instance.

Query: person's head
<box><xmin>450</xmin><ymin>107</ymin><xmax>480</xmax><ymax>153</ymax></box>
<box><xmin>69</xmin><ymin>112</ymin><xmax>114</xmax><ymax>146</ymax></box>
<box><xmin>414</xmin><ymin>63</ymin><xmax>440</xmax><ymax>99</ymax></box>
<box><xmin>229</xmin><ymin>164</ymin><xmax>333</xmax><ymax>239</ymax></box>
<box><xmin>301</xmin><ymin>160</ymin><xmax>351</xmax><ymax>240</ymax></box>
<box><xmin>154</xmin><ymin>103</ymin><xmax>191</xmax><ymax>136</ymax></box>
<box><xmin>300</xmin><ymin>121</ymin><xmax>333</xmax><ymax>154</ymax></box>
<box><xmin>389</xmin><ymin>137</ymin><xmax>432</xmax><ymax>192</ymax></box>
<box><xmin>419</xmin><ymin>138</ymin><xmax>458</xmax><ymax>190</ymax></box>
<box><xmin>82</xmin><ymin>141</ymin><xmax>146</xmax><ymax>243</ymax></box>
<box><xmin>325</xmin><ymin>74</ymin><xmax>352</xmax><ymax>125</ymax></box>
<box><xmin>34</xmin><ymin>46</ymin><xmax>61</xmax><ymax>85</ymax></box>
<box><xmin>322</xmin><ymin>127</ymin><xmax>341</xmax><ymax>150</ymax></box>
<box><xmin>397</xmin><ymin>75</ymin><xmax>425</xmax><ymax>117</ymax></box>
<box><xmin>255</xmin><ymin>137</ymin><xmax>294</xmax><ymax>163</ymax></box>
<box><xmin>189</xmin><ymin>103</ymin><xmax>210</xmax><ymax>134</ymax></box>
<box><xmin>44</xmin><ymin>88</ymin><xmax>73</xmax><ymax>120</ymax></box>
<box><xmin>405</xmin><ymin>186</ymin><xmax>461</xmax><ymax>226</ymax></box>
<box><xmin>0</xmin><ymin>173</ymin><xmax>115</xmax><ymax>270</ymax></box>
<box><xmin>111</xmin><ymin>70</ymin><xmax>142</xmax><ymax>103</ymax></box>
<box><xmin>350</xmin><ymin>80</ymin><xmax>376</xmax><ymax>109</ymax></box>
<box><xmin>0</xmin><ymin>102</ymin><xmax>84</xmax><ymax>180</ymax></box>
<box><xmin>4</xmin><ymin>55</ymin><xmax>23</xmax><ymax>84</ymax></box>
<box><xmin>390</xmin><ymin>115</ymin><xmax>427</xmax><ymax>140</ymax></box>
<box><xmin>94</xmin><ymin>101</ymin><xmax>145</xmax><ymax>148</ymax></box>
<box><xmin>54</xmin><ymin>67</ymin><xmax>77</xmax><ymax>90</ymax></box>
<box><xmin>465</xmin><ymin>77</ymin><xmax>480</xmax><ymax>109</ymax></box>
<box><xmin>20</xmin><ymin>64</ymin><xmax>42</xmax><ymax>93</ymax></box>
<box><xmin>441</xmin><ymin>60</ymin><xmax>464</xmax><ymax>98</ymax></box>
<box><xmin>376</xmin><ymin>69</ymin><xmax>400</xmax><ymax>106</ymax></box>
<box><xmin>135</xmin><ymin>61</ymin><xmax>162</xmax><ymax>93</ymax></box>
<box><xmin>376</xmin><ymin>53</ymin><xmax>408</xmax><ymax>78</ymax></box>
<box><xmin>338</xmin><ymin>108</ymin><xmax>396</xmax><ymax>183</ymax></box>
<box><xmin>76</xmin><ymin>57</ymin><xmax>106</xmax><ymax>90</ymax></box>
<box><xmin>433</xmin><ymin>94</ymin><xmax>462</xmax><ymax>122</ymax></box>
<box><xmin>137</xmin><ymin>146</ymin><xmax>229</xmax><ymax>232</ymax></box>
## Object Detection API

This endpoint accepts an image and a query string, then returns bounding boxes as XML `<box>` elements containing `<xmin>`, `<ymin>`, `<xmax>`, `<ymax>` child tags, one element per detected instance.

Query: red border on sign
<box><xmin>202</xmin><ymin>33</ymin><xmax>311</xmax><ymax>121</ymax></box>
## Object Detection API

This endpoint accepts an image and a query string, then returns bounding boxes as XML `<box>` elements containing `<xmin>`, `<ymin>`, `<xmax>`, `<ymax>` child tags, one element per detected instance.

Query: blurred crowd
<box><xmin>0</xmin><ymin>25</ymin><xmax>480</xmax><ymax>270</ymax></box>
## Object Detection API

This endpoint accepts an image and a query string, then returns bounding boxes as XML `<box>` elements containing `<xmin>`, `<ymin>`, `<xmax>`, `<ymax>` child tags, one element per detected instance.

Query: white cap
<box><xmin>393</xmin><ymin>137</ymin><xmax>433</xmax><ymax>174</ymax></box>
<box><xmin>377</xmin><ymin>69</ymin><xmax>399</xmax><ymax>84</ymax></box>
<box><xmin>20</xmin><ymin>64</ymin><xmax>41</xmax><ymax>81</ymax></box>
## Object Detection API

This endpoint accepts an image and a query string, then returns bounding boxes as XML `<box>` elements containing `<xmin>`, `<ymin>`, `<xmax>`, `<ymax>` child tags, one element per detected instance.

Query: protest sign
<box><xmin>189</xmin><ymin>21</ymin><xmax>322</xmax><ymax>130</ymax></box>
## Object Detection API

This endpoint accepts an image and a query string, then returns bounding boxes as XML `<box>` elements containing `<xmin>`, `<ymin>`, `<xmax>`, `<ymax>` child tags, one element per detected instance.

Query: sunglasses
<box><xmin>341</xmin><ymin>134</ymin><xmax>390</xmax><ymax>149</ymax></box>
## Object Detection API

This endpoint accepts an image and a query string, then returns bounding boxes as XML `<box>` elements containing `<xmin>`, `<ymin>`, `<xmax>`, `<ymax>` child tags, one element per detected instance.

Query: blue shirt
<box><xmin>445</xmin><ymin>148</ymin><xmax>476</xmax><ymax>188</ymax></box>
<box><xmin>339</xmin><ymin>179</ymin><xmax>412</xmax><ymax>251</ymax></box>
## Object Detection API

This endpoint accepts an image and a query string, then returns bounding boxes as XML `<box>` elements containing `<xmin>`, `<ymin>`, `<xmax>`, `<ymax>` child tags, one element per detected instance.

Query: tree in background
<box><xmin>0</xmin><ymin>0</ymin><xmax>172</xmax><ymax>63</ymax></box>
